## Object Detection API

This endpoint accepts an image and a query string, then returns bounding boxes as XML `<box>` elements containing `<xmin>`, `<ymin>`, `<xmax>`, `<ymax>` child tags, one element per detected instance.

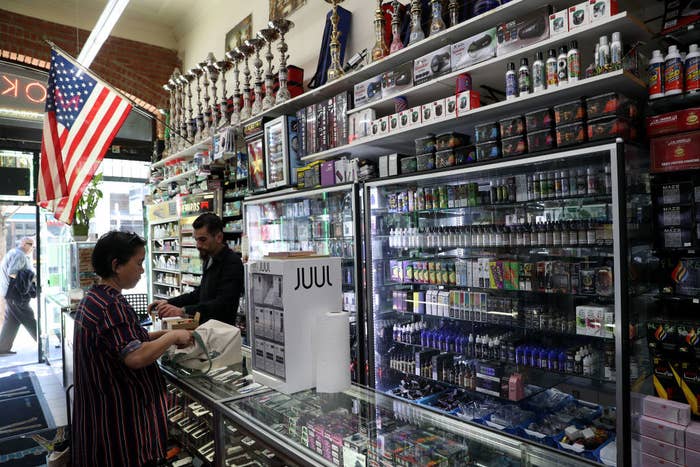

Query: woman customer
<box><xmin>72</xmin><ymin>231</ymin><xmax>192</xmax><ymax>466</ymax></box>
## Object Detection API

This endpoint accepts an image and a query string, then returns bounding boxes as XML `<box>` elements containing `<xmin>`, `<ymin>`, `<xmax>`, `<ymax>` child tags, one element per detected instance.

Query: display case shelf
<box><xmin>152</xmin><ymin>267</ymin><xmax>181</xmax><ymax>274</ymax></box>
<box><xmin>301</xmin><ymin>70</ymin><xmax>645</xmax><ymax>162</ymax></box>
<box><xmin>158</xmin><ymin>168</ymin><xmax>198</xmax><ymax>188</ymax></box>
<box><xmin>383</xmin><ymin>245</ymin><xmax>614</xmax><ymax>257</ymax></box>
<box><xmin>153</xmin><ymin>293</ymin><xmax>172</xmax><ymax>299</ymax></box>
<box><xmin>151</xmin><ymin>136</ymin><xmax>213</xmax><ymax>168</ymax></box>
<box><xmin>150</xmin><ymin>217</ymin><xmax>180</xmax><ymax>225</ymax></box>
<box><xmin>375</xmin><ymin>283</ymin><xmax>616</xmax><ymax>301</ymax></box>
<box><xmin>153</xmin><ymin>281</ymin><xmax>179</xmax><ymax>288</ymax></box>
<box><xmin>152</xmin><ymin>250</ymin><xmax>180</xmax><ymax>254</ymax></box>
<box><xmin>153</xmin><ymin>236</ymin><xmax>179</xmax><ymax>241</ymax></box>
<box><xmin>349</xmin><ymin>12</ymin><xmax>650</xmax><ymax>116</ymax></box>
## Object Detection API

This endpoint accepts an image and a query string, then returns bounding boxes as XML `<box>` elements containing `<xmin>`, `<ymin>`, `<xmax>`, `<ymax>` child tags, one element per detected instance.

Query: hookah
<box><xmin>371</xmin><ymin>0</ymin><xmax>389</xmax><ymax>62</ymax></box>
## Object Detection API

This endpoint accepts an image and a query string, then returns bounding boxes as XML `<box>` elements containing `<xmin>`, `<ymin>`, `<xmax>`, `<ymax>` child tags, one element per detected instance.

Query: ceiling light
<box><xmin>77</xmin><ymin>0</ymin><xmax>131</xmax><ymax>67</ymax></box>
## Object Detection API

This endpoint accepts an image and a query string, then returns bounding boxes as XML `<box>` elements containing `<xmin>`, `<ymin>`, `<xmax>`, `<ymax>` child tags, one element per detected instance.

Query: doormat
<box><xmin>0</xmin><ymin>372</ymin><xmax>38</xmax><ymax>402</ymax></box>
<box><xmin>0</xmin><ymin>395</ymin><xmax>51</xmax><ymax>440</ymax></box>
<box><xmin>0</xmin><ymin>427</ymin><xmax>67</xmax><ymax>466</ymax></box>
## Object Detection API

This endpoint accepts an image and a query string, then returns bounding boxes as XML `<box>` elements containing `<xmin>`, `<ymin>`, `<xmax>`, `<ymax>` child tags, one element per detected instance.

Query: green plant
<box><xmin>72</xmin><ymin>173</ymin><xmax>103</xmax><ymax>232</ymax></box>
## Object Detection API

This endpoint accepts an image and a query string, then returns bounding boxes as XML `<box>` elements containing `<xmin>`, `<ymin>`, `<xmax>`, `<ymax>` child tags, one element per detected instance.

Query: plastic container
<box><xmin>400</xmin><ymin>156</ymin><xmax>417</xmax><ymax>174</ymax></box>
<box><xmin>498</xmin><ymin>116</ymin><xmax>526</xmax><ymax>138</ymax></box>
<box><xmin>527</xmin><ymin>128</ymin><xmax>556</xmax><ymax>152</ymax></box>
<box><xmin>586</xmin><ymin>92</ymin><xmax>638</xmax><ymax>120</ymax></box>
<box><xmin>648</xmin><ymin>49</ymin><xmax>665</xmax><ymax>99</ymax></box>
<box><xmin>501</xmin><ymin>135</ymin><xmax>528</xmax><ymax>157</ymax></box>
<box><xmin>587</xmin><ymin>116</ymin><xmax>632</xmax><ymax>141</ymax></box>
<box><xmin>435</xmin><ymin>149</ymin><xmax>457</xmax><ymax>168</ymax></box>
<box><xmin>416</xmin><ymin>152</ymin><xmax>435</xmax><ymax>171</ymax></box>
<box><xmin>525</xmin><ymin>108</ymin><xmax>554</xmax><ymax>132</ymax></box>
<box><xmin>415</xmin><ymin>135</ymin><xmax>437</xmax><ymax>154</ymax></box>
<box><xmin>436</xmin><ymin>132</ymin><xmax>469</xmax><ymax>150</ymax></box>
<box><xmin>556</xmin><ymin>121</ymin><xmax>587</xmax><ymax>147</ymax></box>
<box><xmin>474</xmin><ymin>122</ymin><xmax>500</xmax><ymax>143</ymax></box>
<box><xmin>554</xmin><ymin>98</ymin><xmax>586</xmax><ymax>125</ymax></box>
<box><xmin>455</xmin><ymin>145</ymin><xmax>477</xmax><ymax>165</ymax></box>
<box><xmin>664</xmin><ymin>45</ymin><xmax>684</xmax><ymax>95</ymax></box>
<box><xmin>686</xmin><ymin>43</ymin><xmax>700</xmax><ymax>92</ymax></box>
<box><xmin>476</xmin><ymin>141</ymin><xmax>501</xmax><ymax>160</ymax></box>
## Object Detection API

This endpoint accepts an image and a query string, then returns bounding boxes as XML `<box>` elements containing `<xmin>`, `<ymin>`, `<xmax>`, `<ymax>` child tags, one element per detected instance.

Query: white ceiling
<box><xmin>1</xmin><ymin>0</ymin><xmax>202</xmax><ymax>50</ymax></box>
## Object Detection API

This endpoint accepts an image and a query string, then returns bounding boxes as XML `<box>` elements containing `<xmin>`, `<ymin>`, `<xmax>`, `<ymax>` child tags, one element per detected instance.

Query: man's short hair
<box><xmin>192</xmin><ymin>213</ymin><xmax>223</xmax><ymax>236</ymax></box>
<box><xmin>18</xmin><ymin>237</ymin><xmax>34</xmax><ymax>247</ymax></box>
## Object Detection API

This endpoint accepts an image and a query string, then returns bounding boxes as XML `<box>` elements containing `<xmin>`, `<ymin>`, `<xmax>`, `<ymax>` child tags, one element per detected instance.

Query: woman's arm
<box><xmin>148</xmin><ymin>330</ymin><xmax>168</xmax><ymax>340</ymax></box>
<box><xmin>124</xmin><ymin>330</ymin><xmax>192</xmax><ymax>369</ymax></box>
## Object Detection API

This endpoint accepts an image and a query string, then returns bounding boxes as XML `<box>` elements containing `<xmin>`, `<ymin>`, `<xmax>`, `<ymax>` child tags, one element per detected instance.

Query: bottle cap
<box><xmin>612</xmin><ymin>32</ymin><xmax>621</xmax><ymax>42</ymax></box>
<box><xmin>559</xmin><ymin>45</ymin><xmax>568</xmax><ymax>55</ymax></box>
<box><xmin>668</xmin><ymin>45</ymin><xmax>678</xmax><ymax>54</ymax></box>
<box><xmin>520</xmin><ymin>57</ymin><xmax>529</xmax><ymax>67</ymax></box>
<box><xmin>570</xmin><ymin>40</ymin><xmax>578</xmax><ymax>50</ymax></box>
<box><xmin>507</xmin><ymin>62</ymin><xmax>516</xmax><ymax>71</ymax></box>
<box><xmin>548</xmin><ymin>48</ymin><xmax>557</xmax><ymax>57</ymax></box>
<box><xmin>652</xmin><ymin>49</ymin><xmax>663</xmax><ymax>58</ymax></box>
<box><xmin>536</xmin><ymin>50</ymin><xmax>544</xmax><ymax>61</ymax></box>
<box><xmin>600</xmin><ymin>36</ymin><xmax>609</xmax><ymax>45</ymax></box>
<box><xmin>690</xmin><ymin>44</ymin><xmax>699</xmax><ymax>53</ymax></box>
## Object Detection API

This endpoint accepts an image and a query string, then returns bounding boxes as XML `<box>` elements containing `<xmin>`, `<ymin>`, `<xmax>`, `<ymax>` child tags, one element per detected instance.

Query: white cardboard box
<box><xmin>549</xmin><ymin>9</ymin><xmax>569</xmax><ymax>36</ymax></box>
<box><xmin>568</xmin><ymin>1</ymin><xmax>590</xmax><ymax>30</ymax></box>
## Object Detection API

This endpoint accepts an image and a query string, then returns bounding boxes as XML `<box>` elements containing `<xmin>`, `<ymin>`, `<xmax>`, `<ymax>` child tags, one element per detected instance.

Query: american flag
<box><xmin>38</xmin><ymin>48</ymin><xmax>132</xmax><ymax>224</ymax></box>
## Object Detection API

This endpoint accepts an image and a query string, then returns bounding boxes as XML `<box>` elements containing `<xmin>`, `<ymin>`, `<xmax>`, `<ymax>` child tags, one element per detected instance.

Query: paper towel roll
<box><xmin>315</xmin><ymin>311</ymin><xmax>351</xmax><ymax>393</ymax></box>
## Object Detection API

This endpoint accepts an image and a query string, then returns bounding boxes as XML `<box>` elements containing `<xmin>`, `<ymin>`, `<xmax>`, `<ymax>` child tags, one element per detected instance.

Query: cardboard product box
<box><xmin>408</xmin><ymin>106</ymin><xmax>422</xmax><ymax>126</ymax></box>
<box><xmin>641</xmin><ymin>436</ymin><xmax>685</xmax><ymax>464</ymax></box>
<box><xmin>445</xmin><ymin>95</ymin><xmax>457</xmax><ymax>119</ymax></box>
<box><xmin>387</xmin><ymin>153</ymin><xmax>400</xmax><ymax>176</ymax></box>
<box><xmin>457</xmin><ymin>90</ymin><xmax>481</xmax><ymax>116</ymax></box>
<box><xmin>379</xmin><ymin>155</ymin><xmax>389</xmax><ymax>178</ymax></box>
<box><xmin>296</xmin><ymin>107</ymin><xmax>307</xmax><ymax>157</ymax></box>
<box><xmin>353</xmin><ymin>74</ymin><xmax>383</xmax><ymax>107</ymax></box>
<box><xmin>650</xmin><ymin>131</ymin><xmax>700</xmax><ymax>173</ymax></box>
<box><xmin>382</xmin><ymin>61</ymin><xmax>414</xmax><ymax>98</ymax></box>
<box><xmin>389</xmin><ymin>113</ymin><xmax>400</xmax><ymax>133</ymax></box>
<box><xmin>432</xmin><ymin>98</ymin><xmax>447</xmax><ymax>122</ymax></box>
<box><xmin>549</xmin><ymin>9</ymin><xmax>569</xmax><ymax>36</ymax></box>
<box><xmin>676</xmin><ymin>258</ymin><xmax>700</xmax><ymax>296</ymax></box>
<box><xmin>640</xmin><ymin>416</ymin><xmax>686</xmax><ymax>446</ymax></box>
<box><xmin>647</xmin><ymin>108</ymin><xmax>700</xmax><ymax>137</ymax></box>
<box><xmin>371</xmin><ymin>117</ymin><xmax>390</xmax><ymax>138</ymax></box>
<box><xmin>321</xmin><ymin>160</ymin><xmax>335</xmax><ymax>186</ymax></box>
<box><xmin>334</xmin><ymin>91</ymin><xmax>350</xmax><ymax>146</ymax></box>
<box><xmin>451</xmin><ymin>28</ymin><xmax>497</xmax><ymax>70</ymax></box>
<box><xmin>644</xmin><ymin>396</ymin><xmax>691</xmax><ymax>426</ymax></box>
<box><xmin>304</xmin><ymin>160</ymin><xmax>322</xmax><ymax>188</ymax></box>
<box><xmin>687</xmin><ymin>422</ymin><xmax>700</xmax><ymax>451</ymax></box>
<box><xmin>421</xmin><ymin>103</ymin><xmax>434</xmax><ymax>124</ymax></box>
<box><xmin>399</xmin><ymin>109</ymin><xmax>412</xmax><ymax>129</ymax></box>
<box><xmin>414</xmin><ymin>45</ymin><xmax>452</xmax><ymax>85</ymax></box>
<box><xmin>496</xmin><ymin>8</ymin><xmax>550</xmax><ymax>55</ymax></box>
<box><xmin>687</xmin><ymin>449</ymin><xmax>700</xmax><ymax>466</ymax></box>
<box><xmin>568</xmin><ymin>2</ymin><xmax>590</xmax><ymax>30</ymax></box>
<box><xmin>589</xmin><ymin>0</ymin><xmax>618</xmax><ymax>22</ymax></box>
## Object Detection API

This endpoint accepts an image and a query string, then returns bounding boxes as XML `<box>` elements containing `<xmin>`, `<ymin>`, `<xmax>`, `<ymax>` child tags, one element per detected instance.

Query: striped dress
<box><xmin>71</xmin><ymin>284</ymin><xmax>168</xmax><ymax>467</ymax></box>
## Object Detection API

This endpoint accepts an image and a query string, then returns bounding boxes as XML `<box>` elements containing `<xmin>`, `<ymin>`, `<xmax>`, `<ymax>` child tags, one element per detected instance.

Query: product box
<box><xmin>568</xmin><ymin>2</ymin><xmax>590</xmax><ymax>30</ymax></box>
<box><xmin>399</xmin><ymin>109</ymin><xmax>412</xmax><ymax>129</ymax></box>
<box><xmin>644</xmin><ymin>396</ymin><xmax>691</xmax><ymax>426</ymax></box>
<box><xmin>371</xmin><ymin>117</ymin><xmax>390</xmax><ymax>137</ymax></box>
<box><xmin>589</xmin><ymin>0</ymin><xmax>618</xmax><ymax>22</ymax></box>
<box><xmin>409</xmin><ymin>106</ymin><xmax>422</xmax><ymax>126</ymax></box>
<box><xmin>641</xmin><ymin>452</ymin><xmax>683</xmax><ymax>466</ymax></box>
<box><xmin>421</xmin><ymin>103</ymin><xmax>434</xmax><ymax>124</ymax></box>
<box><xmin>687</xmin><ymin>449</ymin><xmax>700</xmax><ymax>466</ymax></box>
<box><xmin>431</xmin><ymin>98</ymin><xmax>447</xmax><ymax>122</ymax></box>
<box><xmin>321</xmin><ymin>160</ymin><xmax>335</xmax><ymax>186</ymax></box>
<box><xmin>379</xmin><ymin>155</ymin><xmax>389</xmax><ymax>178</ymax></box>
<box><xmin>651</xmin><ymin>131</ymin><xmax>700</xmax><ymax>173</ymax></box>
<box><xmin>647</xmin><ymin>108</ymin><xmax>700</xmax><ymax>137</ymax></box>
<box><xmin>457</xmin><ymin>90</ymin><xmax>481</xmax><ymax>116</ymax></box>
<box><xmin>382</xmin><ymin>62</ymin><xmax>414</xmax><ymax>98</ymax></box>
<box><xmin>445</xmin><ymin>95</ymin><xmax>457</xmax><ymax>119</ymax></box>
<box><xmin>496</xmin><ymin>8</ymin><xmax>550</xmax><ymax>55</ymax></box>
<box><xmin>641</xmin><ymin>436</ymin><xmax>685</xmax><ymax>464</ymax></box>
<box><xmin>451</xmin><ymin>28</ymin><xmax>497</xmax><ymax>70</ymax></box>
<box><xmin>414</xmin><ymin>45</ymin><xmax>452</xmax><ymax>85</ymax></box>
<box><xmin>686</xmin><ymin>422</ymin><xmax>700</xmax><ymax>451</ymax></box>
<box><xmin>389</xmin><ymin>113</ymin><xmax>400</xmax><ymax>133</ymax></box>
<box><xmin>388</xmin><ymin>153</ymin><xmax>399</xmax><ymax>176</ymax></box>
<box><xmin>349</xmin><ymin>108</ymin><xmax>375</xmax><ymax>142</ymax></box>
<box><xmin>676</xmin><ymin>258</ymin><xmax>700</xmax><ymax>296</ymax></box>
<box><xmin>353</xmin><ymin>74</ymin><xmax>383</xmax><ymax>107</ymax></box>
<box><xmin>549</xmin><ymin>9</ymin><xmax>569</xmax><ymax>36</ymax></box>
<box><xmin>640</xmin><ymin>416</ymin><xmax>686</xmax><ymax>446</ymax></box>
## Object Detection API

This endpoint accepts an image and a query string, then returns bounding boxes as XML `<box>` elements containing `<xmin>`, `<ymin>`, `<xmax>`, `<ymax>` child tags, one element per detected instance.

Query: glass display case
<box><xmin>244</xmin><ymin>184</ymin><xmax>365</xmax><ymax>383</ymax></box>
<box><xmin>264</xmin><ymin>115</ymin><xmax>301</xmax><ymax>190</ymax></box>
<box><xmin>179</xmin><ymin>191</ymin><xmax>220</xmax><ymax>295</ymax></box>
<box><xmin>364</xmin><ymin>142</ymin><xmax>643</xmax><ymax>465</ymax></box>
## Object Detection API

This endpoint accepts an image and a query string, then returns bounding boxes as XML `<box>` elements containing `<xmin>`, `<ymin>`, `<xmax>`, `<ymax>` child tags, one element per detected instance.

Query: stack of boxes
<box><xmin>638</xmin><ymin>395</ymin><xmax>699</xmax><ymax>465</ymax></box>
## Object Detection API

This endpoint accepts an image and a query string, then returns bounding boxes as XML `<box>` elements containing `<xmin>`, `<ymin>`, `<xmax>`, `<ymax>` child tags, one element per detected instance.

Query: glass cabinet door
<box><xmin>366</xmin><ymin>143</ymin><xmax>630</xmax><ymax>465</ymax></box>
<box><xmin>264</xmin><ymin>118</ymin><xmax>287</xmax><ymax>189</ymax></box>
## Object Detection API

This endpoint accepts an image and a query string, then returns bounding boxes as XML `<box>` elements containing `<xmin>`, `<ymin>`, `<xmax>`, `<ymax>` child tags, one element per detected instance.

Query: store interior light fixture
<box><xmin>76</xmin><ymin>0</ymin><xmax>131</xmax><ymax>68</ymax></box>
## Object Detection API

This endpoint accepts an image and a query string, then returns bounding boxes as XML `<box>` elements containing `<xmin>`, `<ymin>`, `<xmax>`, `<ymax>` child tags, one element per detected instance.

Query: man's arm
<box><xmin>184</xmin><ymin>253</ymin><xmax>243</xmax><ymax>321</ymax></box>
<box><xmin>167</xmin><ymin>286</ymin><xmax>200</xmax><ymax>309</ymax></box>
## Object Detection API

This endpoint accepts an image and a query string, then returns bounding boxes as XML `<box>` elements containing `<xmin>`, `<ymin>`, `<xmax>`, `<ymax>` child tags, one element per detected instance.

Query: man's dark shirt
<box><xmin>167</xmin><ymin>246</ymin><xmax>244</xmax><ymax>325</ymax></box>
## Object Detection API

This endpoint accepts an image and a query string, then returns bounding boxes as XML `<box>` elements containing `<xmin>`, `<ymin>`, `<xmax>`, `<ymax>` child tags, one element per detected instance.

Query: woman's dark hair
<box><xmin>92</xmin><ymin>231</ymin><xmax>146</xmax><ymax>279</ymax></box>
<box><xmin>192</xmin><ymin>212</ymin><xmax>223</xmax><ymax>236</ymax></box>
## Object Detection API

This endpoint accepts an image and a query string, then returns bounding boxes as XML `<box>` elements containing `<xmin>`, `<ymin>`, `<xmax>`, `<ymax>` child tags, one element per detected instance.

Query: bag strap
<box><xmin>168</xmin><ymin>331</ymin><xmax>213</xmax><ymax>378</ymax></box>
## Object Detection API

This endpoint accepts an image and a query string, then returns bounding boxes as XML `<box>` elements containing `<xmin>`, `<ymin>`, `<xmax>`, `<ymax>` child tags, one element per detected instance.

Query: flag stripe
<box><xmin>63</xmin><ymin>85</ymin><xmax>110</xmax><ymax>175</ymax></box>
<box><xmin>38</xmin><ymin>112</ymin><xmax>67</xmax><ymax>202</ymax></box>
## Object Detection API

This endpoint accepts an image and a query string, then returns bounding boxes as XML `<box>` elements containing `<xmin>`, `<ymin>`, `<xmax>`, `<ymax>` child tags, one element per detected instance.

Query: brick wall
<box><xmin>0</xmin><ymin>9</ymin><xmax>180</xmax><ymax>110</ymax></box>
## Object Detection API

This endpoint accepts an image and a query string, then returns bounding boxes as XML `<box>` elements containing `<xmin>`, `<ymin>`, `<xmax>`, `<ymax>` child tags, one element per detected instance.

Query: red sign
<box><xmin>651</xmin><ymin>131</ymin><xmax>700</xmax><ymax>173</ymax></box>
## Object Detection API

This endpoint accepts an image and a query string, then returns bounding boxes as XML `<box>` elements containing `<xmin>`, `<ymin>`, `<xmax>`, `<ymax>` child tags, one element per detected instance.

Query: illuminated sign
<box><xmin>0</xmin><ymin>61</ymin><xmax>48</xmax><ymax>115</ymax></box>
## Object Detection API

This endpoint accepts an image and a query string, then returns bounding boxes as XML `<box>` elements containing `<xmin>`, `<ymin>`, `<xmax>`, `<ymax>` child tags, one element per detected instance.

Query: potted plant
<box><xmin>72</xmin><ymin>173</ymin><xmax>103</xmax><ymax>240</ymax></box>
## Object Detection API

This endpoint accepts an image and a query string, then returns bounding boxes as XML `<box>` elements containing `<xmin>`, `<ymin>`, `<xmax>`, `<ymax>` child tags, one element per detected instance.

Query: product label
<box><xmin>518</xmin><ymin>68</ymin><xmax>531</xmax><ymax>94</ymax></box>
<box><xmin>665</xmin><ymin>57</ymin><xmax>684</xmax><ymax>92</ymax></box>
<box><xmin>557</xmin><ymin>56</ymin><xmax>568</xmax><ymax>82</ymax></box>
<box><xmin>533</xmin><ymin>62</ymin><xmax>545</xmax><ymax>90</ymax></box>
<box><xmin>546</xmin><ymin>60</ymin><xmax>558</xmax><ymax>86</ymax></box>
<box><xmin>506</xmin><ymin>72</ymin><xmax>518</xmax><ymax>98</ymax></box>
<box><xmin>648</xmin><ymin>62</ymin><xmax>664</xmax><ymax>96</ymax></box>
<box><xmin>567</xmin><ymin>52</ymin><xmax>580</xmax><ymax>80</ymax></box>
<box><xmin>686</xmin><ymin>57</ymin><xmax>700</xmax><ymax>91</ymax></box>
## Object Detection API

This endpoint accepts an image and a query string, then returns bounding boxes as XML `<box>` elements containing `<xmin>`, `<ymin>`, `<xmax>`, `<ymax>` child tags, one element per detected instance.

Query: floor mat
<box><xmin>0</xmin><ymin>394</ymin><xmax>52</xmax><ymax>440</ymax></box>
<box><xmin>0</xmin><ymin>427</ymin><xmax>67</xmax><ymax>466</ymax></box>
<box><xmin>0</xmin><ymin>372</ymin><xmax>38</xmax><ymax>402</ymax></box>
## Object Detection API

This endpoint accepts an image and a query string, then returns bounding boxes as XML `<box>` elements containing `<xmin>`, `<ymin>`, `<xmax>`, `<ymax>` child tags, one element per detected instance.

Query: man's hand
<box><xmin>170</xmin><ymin>330</ymin><xmax>194</xmax><ymax>348</ymax></box>
<box><xmin>147</xmin><ymin>299</ymin><xmax>166</xmax><ymax>313</ymax></box>
<box><xmin>156</xmin><ymin>302</ymin><xmax>186</xmax><ymax>319</ymax></box>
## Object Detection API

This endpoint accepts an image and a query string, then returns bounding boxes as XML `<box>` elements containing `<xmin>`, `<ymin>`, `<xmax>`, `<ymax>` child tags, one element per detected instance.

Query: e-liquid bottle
<box><xmin>557</xmin><ymin>45</ymin><xmax>569</xmax><ymax>84</ymax></box>
<box><xmin>567</xmin><ymin>40</ymin><xmax>581</xmax><ymax>82</ymax></box>
<box><xmin>533</xmin><ymin>51</ymin><xmax>546</xmax><ymax>92</ymax></box>
<box><xmin>598</xmin><ymin>36</ymin><xmax>611</xmax><ymax>68</ymax></box>
<box><xmin>686</xmin><ymin>43</ymin><xmax>700</xmax><ymax>92</ymax></box>
<box><xmin>648</xmin><ymin>49</ymin><xmax>665</xmax><ymax>98</ymax></box>
<box><xmin>610</xmin><ymin>32</ymin><xmax>622</xmax><ymax>67</ymax></box>
<box><xmin>518</xmin><ymin>57</ymin><xmax>531</xmax><ymax>95</ymax></box>
<box><xmin>506</xmin><ymin>62</ymin><xmax>518</xmax><ymax>99</ymax></box>
<box><xmin>546</xmin><ymin>48</ymin><xmax>558</xmax><ymax>87</ymax></box>
<box><xmin>665</xmin><ymin>45</ymin><xmax>684</xmax><ymax>95</ymax></box>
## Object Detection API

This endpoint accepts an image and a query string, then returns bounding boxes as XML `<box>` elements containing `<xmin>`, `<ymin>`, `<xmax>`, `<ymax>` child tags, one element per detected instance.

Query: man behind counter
<box><xmin>149</xmin><ymin>213</ymin><xmax>243</xmax><ymax>325</ymax></box>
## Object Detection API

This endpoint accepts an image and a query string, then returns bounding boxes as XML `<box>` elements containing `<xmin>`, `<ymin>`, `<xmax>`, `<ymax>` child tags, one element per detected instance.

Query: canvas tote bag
<box><xmin>165</xmin><ymin>319</ymin><xmax>242</xmax><ymax>375</ymax></box>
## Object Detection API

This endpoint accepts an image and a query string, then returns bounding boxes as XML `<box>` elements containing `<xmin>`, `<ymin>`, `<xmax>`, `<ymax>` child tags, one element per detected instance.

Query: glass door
<box><xmin>365</xmin><ymin>142</ymin><xmax>635</xmax><ymax>465</ymax></box>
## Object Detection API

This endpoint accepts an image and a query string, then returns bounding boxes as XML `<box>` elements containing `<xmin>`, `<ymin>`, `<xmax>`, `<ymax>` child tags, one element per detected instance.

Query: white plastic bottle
<box><xmin>686</xmin><ymin>43</ymin><xmax>700</xmax><ymax>92</ymax></box>
<box><xmin>665</xmin><ymin>45</ymin><xmax>684</xmax><ymax>95</ymax></box>
<box><xmin>532</xmin><ymin>51</ymin><xmax>546</xmax><ymax>92</ymax></box>
<box><xmin>610</xmin><ymin>32</ymin><xmax>622</xmax><ymax>67</ymax></box>
<box><xmin>598</xmin><ymin>36</ymin><xmax>611</xmax><ymax>68</ymax></box>
<box><xmin>648</xmin><ymin>49</ymin><xmax>665</xmax><ymax>98</ymax></box>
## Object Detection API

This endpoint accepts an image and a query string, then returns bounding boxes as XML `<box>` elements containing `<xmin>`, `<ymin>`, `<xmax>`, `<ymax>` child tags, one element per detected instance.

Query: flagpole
<box><xmin>44</xmin><ymin>39</ymin><xmax>194</xmax><ymax>147</ymax></box>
